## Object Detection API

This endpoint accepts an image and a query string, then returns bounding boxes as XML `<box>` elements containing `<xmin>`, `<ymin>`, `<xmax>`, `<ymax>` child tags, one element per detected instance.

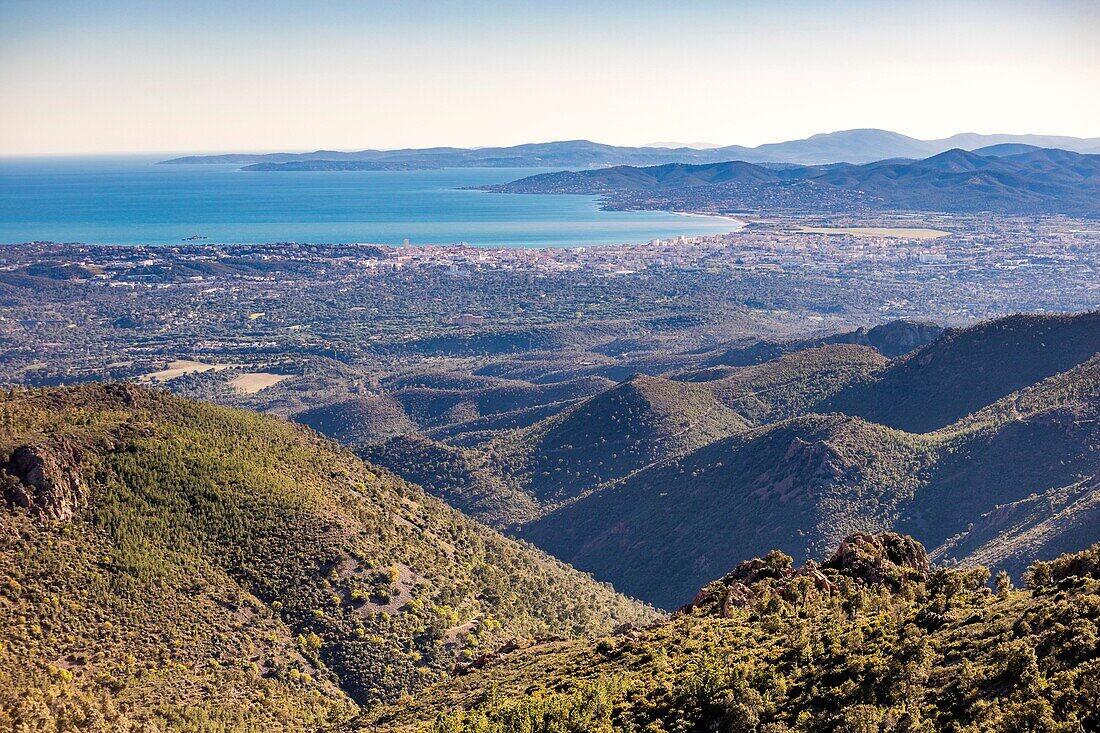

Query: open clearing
<box><xmin>230</xmin><ymin>372</ymin><xmax>291</xmax><ymax>393</ymax></box>
<box><xmin>797</xmin><ymin>226</ymin><xmax>950</xmax><ymax>239</ymax></box>
<box><xmin>140</xmin><ymin>359</ymin><xmax>239</xmax><ymax>382</ymax></box>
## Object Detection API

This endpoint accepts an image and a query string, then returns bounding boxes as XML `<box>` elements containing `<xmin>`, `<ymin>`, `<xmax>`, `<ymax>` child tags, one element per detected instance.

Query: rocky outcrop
<box><xmin>859</xmin><ymin>320</ymin><xmax>943</xmax><ymax>358</ymax></box>
<box><xmin>2</xmin><ymin>442</ymin><xmax>88</xmax><ymax>520</ymax></box>
<box><xmin>688</xmin><ymin>532</ymin><xmax>930</xmax><ymax>617</ymax></box>
<box><xmin>822</xmin><ymin>532</ymin><xmax>929</xmax><ymax>588</ymax></box>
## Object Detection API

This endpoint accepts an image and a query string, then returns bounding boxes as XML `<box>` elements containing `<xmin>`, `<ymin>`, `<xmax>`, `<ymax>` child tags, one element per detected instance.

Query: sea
<box><xmin>0</xmin><ymin>155</ymin><xmax>739</xmax><ymax>248</ymax></box>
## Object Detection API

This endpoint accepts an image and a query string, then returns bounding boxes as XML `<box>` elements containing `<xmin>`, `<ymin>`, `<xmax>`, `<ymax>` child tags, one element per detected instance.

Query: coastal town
<box><xmin>3</xmin><ymin>213</ymin><xmax>1097</xmax><ymax>387</ymax></box>
<box><xmin>7</xmin><ymin>214</ymin><xmax>1096</xmax><ymax>284</ymax></box>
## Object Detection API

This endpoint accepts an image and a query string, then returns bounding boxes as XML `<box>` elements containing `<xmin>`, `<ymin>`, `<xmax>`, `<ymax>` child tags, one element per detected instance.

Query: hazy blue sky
<box><xmin>1</xmin><ymin>0</ymin><xmax>1097</xmax><ymax>154</ymax></box>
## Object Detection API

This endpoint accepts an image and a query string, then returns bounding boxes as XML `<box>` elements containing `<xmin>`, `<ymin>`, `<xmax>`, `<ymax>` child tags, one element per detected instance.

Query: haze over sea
<box><xmin>0</xmin><ymin>156</ymin><xmax>737</xmax><ymax>248</ymax></box>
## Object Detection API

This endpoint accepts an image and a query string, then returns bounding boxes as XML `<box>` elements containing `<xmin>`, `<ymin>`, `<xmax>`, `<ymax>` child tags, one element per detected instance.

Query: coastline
<box><xmin>0</xmin><ymin>163</ymin><xmax>736</xmax><ymax>249</ymax></box>
<box><xmin>671</xmin><ymin>210</ymin><xmax>746</xmax><ymax>226</ymax></box>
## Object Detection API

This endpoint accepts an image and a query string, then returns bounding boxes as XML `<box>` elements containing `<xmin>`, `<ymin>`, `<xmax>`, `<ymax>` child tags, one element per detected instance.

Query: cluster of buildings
<box><xmin>302</xmin><ymin>216</ymin><xmax>1100</xmax><ymax>282</ymax></box>
<box><xmin>8</xmin><ymin>215</ymin><xmax>1097</xmax><ymax>290</ymax></box>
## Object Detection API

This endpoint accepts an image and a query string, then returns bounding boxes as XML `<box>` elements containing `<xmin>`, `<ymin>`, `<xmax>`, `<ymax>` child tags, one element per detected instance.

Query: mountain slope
<box><xmin>906</xmin><ymin>353</ymin><xmax>1100</xmax><ymax>573</ymax></box>
<box><xmin>933</xmin><ymin>477</ymin><xmax>1100</xmax><ymax>581</ymax></box>
<box><xmin>521</xmin><ymin>414</ymin><xmax>932</xmax><ymax>608</ymax></box>
<box><xmin>821</xmin><ymin>312</ymin><xmax>1100</xmax><ymax>432</ymax></box>
<box><xmin>0</xmin><ymin>384</ymin><xmax>654</xmax><ymax>728</ymax></box>
<box><xmin>367</xmin><ymin>536</ymin><xmax>1100</xmax><ymax>732</ymax></box>
<box><xmin>360</xmin><ymin>434</ymin><xmax>539</xmax><ymax>527</ymax></box>
<box><xmin>490</xmin><ymin>374</ymin><xmax>748</xmax><ymax>508</ymax></box>
<box><xmin>520</xmin><ymin>314</ymin><xmax>1100</xmax><ymax>608</ymax></box>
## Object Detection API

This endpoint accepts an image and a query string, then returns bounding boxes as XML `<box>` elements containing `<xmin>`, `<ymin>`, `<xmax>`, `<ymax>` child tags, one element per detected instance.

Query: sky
<box><xmin>1</xmin><ymin>0</ymin><xmax>1098</xmax><ymax>155</ymax></box>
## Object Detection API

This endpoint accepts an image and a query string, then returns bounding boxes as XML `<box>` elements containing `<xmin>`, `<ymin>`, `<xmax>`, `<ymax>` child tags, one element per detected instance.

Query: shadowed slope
<box><xmin>821</xmin><ymin>312</ymin><xmax>1100</xmax><ymax>432</ymax></box>
<box><xmin>521</xmin><ymin>414</ymin><xmax>930</xmax><ymax>608</ymax></box>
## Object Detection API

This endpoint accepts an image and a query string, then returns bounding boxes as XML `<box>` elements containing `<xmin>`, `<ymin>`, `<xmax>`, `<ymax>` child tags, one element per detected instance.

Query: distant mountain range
<box><xmin>159</xmin><ymin>128</ymin><xmax>1100</xmax><ymax>169</ymax></box>
<box><xmin>485</xmin><ymin>147</ymin><xmax>1100</xmax><ymax>217</ymax></box>
<box><xmin>642</xmin><ymin>141</ymin><xmax>725</xmax><ymax>149</ymax></box>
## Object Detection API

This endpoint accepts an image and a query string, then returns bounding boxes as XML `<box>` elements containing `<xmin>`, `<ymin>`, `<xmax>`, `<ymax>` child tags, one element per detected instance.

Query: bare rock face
<box><xmin>2</xmin><ymin>443</ymin><xmax>88</xmax><ymax>521</ymax></box>
<box><xmin>861</xmin><ymin>320</ymin><xmax>944</xmax><ymax>358</ymax></box>
<box><xmin>688</xmin><ymin>549</ymin><xmax>797</xmax><ymax>615</ymax></box>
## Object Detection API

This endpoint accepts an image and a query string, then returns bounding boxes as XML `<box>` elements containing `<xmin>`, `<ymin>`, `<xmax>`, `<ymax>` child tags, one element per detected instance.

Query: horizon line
<box><xmin>4</xmin><ymin>127</ymin><xmax>1100</xmax><ymax>160</ymax></box>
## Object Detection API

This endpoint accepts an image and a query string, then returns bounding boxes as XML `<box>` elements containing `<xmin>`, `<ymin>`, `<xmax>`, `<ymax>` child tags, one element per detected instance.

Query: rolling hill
<box><xmin>386</xmin><ymin>375</ymin><xmax>611</xmax><ymax>433</ymax></box>
<box><xmin>293</xmin><ymin>394</ymin><xmax>418</xmax><ymax>445</ymax></box>
<box><xmin>487</xmin><ymin>374</ymin><xmax>748</xmax><ymax>508</ymax></box>
<box><xmin>487</xmin><ymin>148</ymin><xmax>1100</xmax><ymax>216</ymax></box>
<box><xmin>515</xmin><ymin>313</ymin><xmax>1100</xmax><ymax>608</ymax></box>
<box><xmin>687</xmin><ymin>344</ymin><xmax>888</xmax><ymax>424</ymax></box>
<box><xmin>0</xmin><ymin>384</ymin><xmax>654</xmax><ymax>729</ymax></box>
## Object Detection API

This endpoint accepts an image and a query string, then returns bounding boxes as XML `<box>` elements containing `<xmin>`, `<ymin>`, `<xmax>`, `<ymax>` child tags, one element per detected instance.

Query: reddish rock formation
<box><xmin>822</xmin><ymin>532</ymin><xmax>929</xmax><ymax>588</ymax></box>
<box><xmin>687</xmin><ymin>532</ymin><xmax>930</xmax><ymax>617</ymax></box>
<box><xmin>2</xmin><ymin>442</ymin><xmax>88</xmax><ymax>521</ymax></box>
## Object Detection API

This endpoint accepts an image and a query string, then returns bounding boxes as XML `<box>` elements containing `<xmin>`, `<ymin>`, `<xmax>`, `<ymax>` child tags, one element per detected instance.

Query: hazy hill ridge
<box><xmin>486</xmin><ymin>147</ymin><xmax>1100</xmax><ymax>216</ymax></box>
<box><xmin>161</xmin><ymin>129</ymin><xmax>1100</xmax><ymax>168</ymax></box>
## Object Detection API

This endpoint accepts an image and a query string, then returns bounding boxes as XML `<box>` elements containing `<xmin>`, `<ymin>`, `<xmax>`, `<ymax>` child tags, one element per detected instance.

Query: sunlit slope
<box><xmin>366</xmin><ymin>535</ymin><xmax>1100</xmax><ymax>732</ymax></box>
<box><xmin>0</xmin><ymin>384</ymin><xmax>654</xmax><ymax>729</ymax></box>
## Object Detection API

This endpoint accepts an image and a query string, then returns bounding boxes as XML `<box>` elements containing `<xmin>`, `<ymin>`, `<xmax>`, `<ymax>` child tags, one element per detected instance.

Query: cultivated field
<box><xmin>140</xmin><ymin>359</ymin><xmax>239</xmax><ymax>382</ymax></box>
<box><xmin>230</xmin><ymin>372</ymin><xmax>292</xmax><ymax>393</ymax></box>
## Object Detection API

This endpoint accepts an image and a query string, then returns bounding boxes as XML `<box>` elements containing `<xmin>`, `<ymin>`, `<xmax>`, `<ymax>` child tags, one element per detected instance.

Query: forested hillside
<box><xmin>366</xmin><ymin>535</ymin><xmax>1100</xmax><ymax>733</ymax></box>
<box><xmin>523</xmin><ymin>317</ymin><xmax>1100</xmax><ymax>607</ymax></box>
<box><xmin>0</xmin><ymin>385</ymin><xmax>653</xmax><ymax>731</ymax></box>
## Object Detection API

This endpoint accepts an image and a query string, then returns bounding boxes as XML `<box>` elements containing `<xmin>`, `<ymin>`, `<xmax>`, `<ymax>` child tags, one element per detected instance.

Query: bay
<box><xmin>0</xmin><ymin>156</ymin><xmax>739</xmax><ymax>248</ymax></box>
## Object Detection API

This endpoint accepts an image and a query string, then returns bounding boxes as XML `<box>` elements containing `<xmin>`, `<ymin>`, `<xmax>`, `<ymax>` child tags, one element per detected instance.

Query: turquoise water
<box><xmin>0</xmin><ymin>156</ymin><xmax>737</xmax><ymax>248</ymax></box>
